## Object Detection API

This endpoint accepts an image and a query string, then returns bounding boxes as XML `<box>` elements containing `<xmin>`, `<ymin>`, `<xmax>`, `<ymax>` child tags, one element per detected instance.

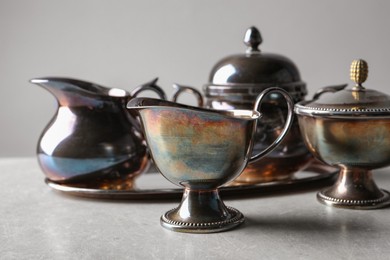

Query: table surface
<box><xmin>2</xmin><ymin>158</ymin><xmax>390</xmax><ymax>259</ymax></box>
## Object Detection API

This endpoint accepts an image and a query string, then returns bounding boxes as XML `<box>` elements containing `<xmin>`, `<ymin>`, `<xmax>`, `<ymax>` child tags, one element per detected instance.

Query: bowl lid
<box><xmin>295</xmin><ymin>59</ymin><xmax>390</xmax><ymax>118</ymax></box>
<box><xmin>204</xmin><ymin>26</ymin><xmax>306</xmax><ymax>101</ymax></box>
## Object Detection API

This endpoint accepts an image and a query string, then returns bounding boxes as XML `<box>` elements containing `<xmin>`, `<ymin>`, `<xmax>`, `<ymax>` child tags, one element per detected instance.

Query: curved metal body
<box><xmin>127</xmin><ymin>88</ymin><xmax>294</xmax><ymax>233</ymax></box>
<box><xmin>31</xmin><ymin>77</ymin><xmax>166</xmax><ymax>189</ymax></box>
<box><xmin>297</xmin><ymin>116</ymin><xmax>390</xmax><ymax>168</ymax></box>
<box><xmin>201</xmin><ymin>26</ymin><xmax>309</xmax><ymax>183</ymax></box>
<box><xmin>295</xmin><ymin>60</ymin><xmax>390</xmax><ymax>209</ymax></box>
<box><xmin>297</xmin><ymin>115</ymin><xmax>390</xmax><ymax>209</ymax></box>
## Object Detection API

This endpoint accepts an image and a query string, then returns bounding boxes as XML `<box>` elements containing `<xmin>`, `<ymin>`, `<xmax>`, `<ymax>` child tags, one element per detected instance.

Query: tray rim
<box><xmin>45</xmin><ymin>161</ymin><xmax>338</xmax><ymax>200</ymax></box>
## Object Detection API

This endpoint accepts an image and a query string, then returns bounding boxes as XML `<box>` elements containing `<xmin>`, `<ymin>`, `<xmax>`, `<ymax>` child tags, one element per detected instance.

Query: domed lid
<box><xmin>204</xmin><ymin>26</ymin><xmax>306</xmax><ymax>102</ymax></box>
<box><xmin>295</xmin><ymin>59</ymin><xmax>390</xmax><ymax>118</ymax></box>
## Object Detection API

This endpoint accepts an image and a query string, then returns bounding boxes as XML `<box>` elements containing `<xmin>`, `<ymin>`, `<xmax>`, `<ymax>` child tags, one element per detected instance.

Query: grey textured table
<box><xmin>2</xmin><ymin>158</ymin><xmax>390</xmax><ymax>259</ymax></box>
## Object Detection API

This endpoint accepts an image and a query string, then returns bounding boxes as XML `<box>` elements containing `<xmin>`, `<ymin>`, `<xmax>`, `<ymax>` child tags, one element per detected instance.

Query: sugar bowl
<box><xmin>295</xmin><ymin>59</ymin><xmax>390</xmax><ymax>209</ymax></box>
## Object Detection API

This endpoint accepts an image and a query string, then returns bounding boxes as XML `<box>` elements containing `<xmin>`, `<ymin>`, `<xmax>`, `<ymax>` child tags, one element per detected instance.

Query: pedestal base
<box><xmin>317</xmin><ymin>167</ymin><xmax>390</xmax><ymax>209</ymax></box>
<box><xmin>161</xmin><ymin>206</ymin><xmax>244</xmax><ymax>233</ymax></box>
<box><xmin>160</xmin><ymin>189</ymin><xmax>244</xmax><ymax>233</ymax></box>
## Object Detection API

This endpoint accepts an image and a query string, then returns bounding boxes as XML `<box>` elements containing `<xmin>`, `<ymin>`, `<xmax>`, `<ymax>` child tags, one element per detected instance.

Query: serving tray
<box><xmin>45</xmin><ymin>161</ymin><xmax>337</xmax><ymax>200</ymax></box>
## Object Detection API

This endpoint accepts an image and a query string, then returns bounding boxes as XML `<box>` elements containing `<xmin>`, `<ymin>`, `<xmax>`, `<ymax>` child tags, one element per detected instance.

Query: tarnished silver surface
<box><xmin>127</xmin><ymin>87</ymin><xmax>294</xmax><ymax>233</ymax></box>
<box><xmin>160</xmin><ymin>190</ymin><xmax>245</xmax><ymax>233</ymax></box>
<box><xmin>295</xmin><ymin>59</ymin><xmax>390</xmax><ymax>209</ymax></box>
<box><xmin>203</xmin><ymin>26</ymin><xmax>306</xmax><ymax>103</ymax></box>
<box><xmin>44</xmin><ymin>161</ymin><xmax>337</xmax><ymax>200</ymax></box>
<box><xmin>202</xmin><ymin>26</ymin><xmax>310</xmax><ymax>183</ymax></box>
<box><xmin>317</xmin><ymin>167</ymin><xmax>390</xmax><ymax>209</ymax></box>
<box><xmin>30</xmin><ymin>77</ymin><xmax>166</xmax><ymax>189</ymax></box>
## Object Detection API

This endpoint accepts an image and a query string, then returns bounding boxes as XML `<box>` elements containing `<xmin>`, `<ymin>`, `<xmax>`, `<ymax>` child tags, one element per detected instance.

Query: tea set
<box><xmin>32</xmin><ymin>26</ymin><xmax>390</xmax><ymax>233</ymax></box>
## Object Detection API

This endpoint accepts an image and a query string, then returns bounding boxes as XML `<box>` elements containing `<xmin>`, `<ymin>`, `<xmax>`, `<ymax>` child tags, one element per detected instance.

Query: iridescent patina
<box><xmin>202</xmin><ymin>26</ymin><xmax>310</xmax><ymax>183</ymax></box>
<box><xmin>140</xmin><ymin>107</ymin><xmax>256</xmax><ymax>189</ymax></box>
<box><xmin>298</xmin><ymin>117</ymin><xmax>390</xmax><ymax>168</ymax></box>
<box><xmin>32</xmin><ymin>77</ymin><xmax>166</xmax><ymax>189</ymax></box>
<box><xmin>128</xmin><ymin>87</ymin><xmax>294</xmax><ymax>233</ymax></box>
<box><xmin>295</xmin><ymin>60</ymin><xmax>390</xmax><ymax>209</ymax></box>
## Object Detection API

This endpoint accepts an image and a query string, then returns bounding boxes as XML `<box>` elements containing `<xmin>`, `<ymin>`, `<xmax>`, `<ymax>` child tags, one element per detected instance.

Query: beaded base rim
<box><xmin>317</xmin><ymin>189</ymin><xmax>390</xmax><ymax>209</ymax></box>
<box><xmin>160</xmin><ymin>206</ymin><xmax>245</xmax><ymax>233</ymax></box>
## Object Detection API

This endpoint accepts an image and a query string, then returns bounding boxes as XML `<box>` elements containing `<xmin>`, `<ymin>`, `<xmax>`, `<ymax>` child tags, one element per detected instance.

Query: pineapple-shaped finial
<box><xmin>350</xmin><ymin>59</ymin><xmax>368</xmax><ymax>90</ymax></box>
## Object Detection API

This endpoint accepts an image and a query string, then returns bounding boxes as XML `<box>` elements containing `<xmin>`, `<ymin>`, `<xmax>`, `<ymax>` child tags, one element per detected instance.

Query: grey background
<box><xmin>1</xmin><ymin>0</ymin><xmax>389</xmax><ymax>157</ymax></box>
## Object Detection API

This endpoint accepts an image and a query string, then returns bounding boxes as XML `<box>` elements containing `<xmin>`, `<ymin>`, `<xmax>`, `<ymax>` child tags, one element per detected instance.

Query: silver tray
<box><xmin>45</xmin><ymin>161</ymin><xmax>337</xmax><ymax>200</ymax></box>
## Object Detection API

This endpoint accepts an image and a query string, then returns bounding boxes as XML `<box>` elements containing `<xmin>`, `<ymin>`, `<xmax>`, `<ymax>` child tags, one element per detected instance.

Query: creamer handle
<box><xmin>250</xmin><ymin>87</ymin><xmax>294</xmax><ymax>163</ymax></box>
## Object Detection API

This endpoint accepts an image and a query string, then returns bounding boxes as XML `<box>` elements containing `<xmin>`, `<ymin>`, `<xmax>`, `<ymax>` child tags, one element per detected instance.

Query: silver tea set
<box><xmin>32</xmin><ymin>26</ymin><xmax>390</xmax><ymax>233</ymax></box>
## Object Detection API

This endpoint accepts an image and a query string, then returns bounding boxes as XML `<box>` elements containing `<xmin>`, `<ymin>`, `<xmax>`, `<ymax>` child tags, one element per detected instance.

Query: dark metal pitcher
<box><xmin>31</xmin><ymin>77</ymin><xmax>166</xmax><ymax>189</ymax></box>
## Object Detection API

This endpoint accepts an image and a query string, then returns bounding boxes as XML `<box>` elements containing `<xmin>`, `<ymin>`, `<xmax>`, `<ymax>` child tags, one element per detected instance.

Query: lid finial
<box><xmin>350</xmin><ymin>59</ymin><xmax>368</xmax><ymax>90</ymax></box>
<box><xmin>244</xmin><ymin>26</ymin><xmax>262</xmax><ymax>53</ymax></box>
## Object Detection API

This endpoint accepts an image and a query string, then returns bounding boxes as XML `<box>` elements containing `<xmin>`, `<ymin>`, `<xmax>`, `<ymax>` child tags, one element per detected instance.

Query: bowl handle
<box><xmin>249</xmin><ymin>87</ymin><xmax>294</xmax><ymax>163</ymax></box>
<box><xmin>171</xmin><ymin>83</ymin><xmax>204</xmax><ymax>107</ymax></box>
<box><xmin>130</xmin><ymin>78</ymin><xmax>167</xmax><ymax>100</ymax></box>
<box><xmin>312</xmin><ymin>84</ymin><xmax>347</xmax><ymax>100</ymax></box>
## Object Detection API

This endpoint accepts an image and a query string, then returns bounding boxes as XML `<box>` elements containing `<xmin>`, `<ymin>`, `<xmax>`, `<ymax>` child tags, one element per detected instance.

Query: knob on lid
<box><xmin>295</xmin><ymin>59</ymin><xmax>390</xmax><ymax>117</ymax></box>
<box><xmin>350</xmin><ymin>59</ymin><xmax>368</xmax><ymax>90</ymax></box>
<box><xmin>244</xmin><ymin>26</ymin><xmax>262</xmax><ymax>53</ymax></box>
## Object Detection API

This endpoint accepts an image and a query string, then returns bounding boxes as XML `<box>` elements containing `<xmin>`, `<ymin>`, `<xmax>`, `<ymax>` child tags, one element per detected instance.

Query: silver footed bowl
<box><xmin>295</xmin><ymin>59</ymin><xmax>390</xmax><ymax>209</ymax></box>
<box><xmin>127</xmin><ymin>87</ymin><xmax>294</xmax><ymax>233</ymax></box>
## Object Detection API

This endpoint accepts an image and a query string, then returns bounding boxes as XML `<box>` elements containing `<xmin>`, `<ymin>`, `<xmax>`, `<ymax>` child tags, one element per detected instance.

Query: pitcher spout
<box><xmin>30</xmin><ymin>77</ymin><xmax>129</xmax><ymax>107</ymax></box>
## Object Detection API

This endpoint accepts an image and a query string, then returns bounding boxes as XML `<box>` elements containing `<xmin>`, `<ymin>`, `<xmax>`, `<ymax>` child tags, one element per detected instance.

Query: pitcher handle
<box><xmin>172</xmin><ymin>83</ymin><xmax>204</xmax><ymax>107</ymax></box>
<box><xmin>130</xmin><ymin>78</ymin><xmax>167</xmax><ymax>100</ymax></box>
<box><xmin>249</xmin><ymin>87</ymin><xmax>294</xmax><ymax>163</ymax></box>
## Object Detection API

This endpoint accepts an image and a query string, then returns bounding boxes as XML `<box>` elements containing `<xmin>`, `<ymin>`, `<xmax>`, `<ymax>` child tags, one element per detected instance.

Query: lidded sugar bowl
<box><xmin>295</xmin><ymin>59</ymin><xmax>390</xmax><ymax>209</ymax></box>
<box><xmin>203</xmin><ymin>26</ymin><xmax>311</xmax><ymax>183</ymax></box>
